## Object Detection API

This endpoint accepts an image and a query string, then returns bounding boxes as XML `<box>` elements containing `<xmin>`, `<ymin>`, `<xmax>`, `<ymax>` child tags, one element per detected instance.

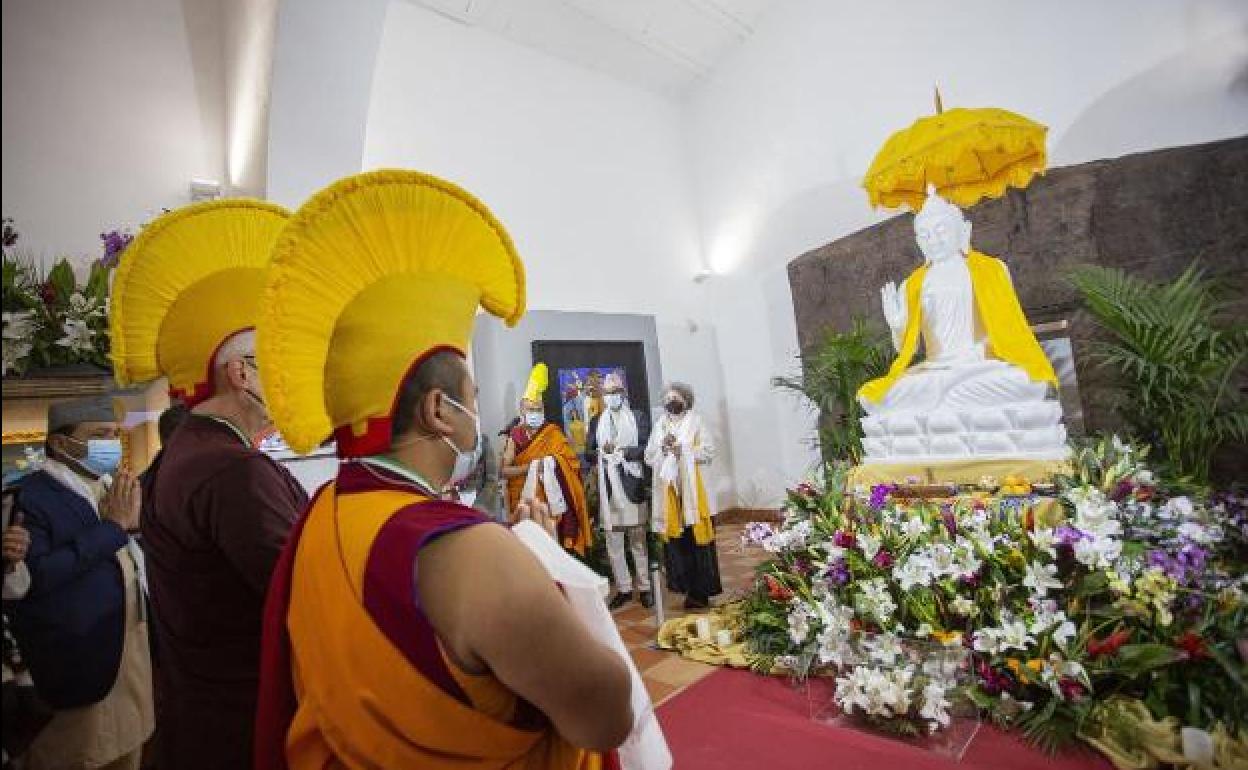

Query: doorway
<box><xmin>530</xmin><ymin>340</ymin><xmax>652</xmax><ymax>457</ymax></box>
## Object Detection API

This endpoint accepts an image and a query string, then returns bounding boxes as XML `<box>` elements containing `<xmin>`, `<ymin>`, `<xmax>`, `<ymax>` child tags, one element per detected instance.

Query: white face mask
<box><xmin>442</xmin><ymin>395</ymin><xmax>482</xmax><ymax>487</ymax></box>
<box><xmin>524</xmin><ymin>411</ymin><xmax>544</xmax><ymax>429</ymax></box>
<box><xmin>605</xmin><ymin>393</ymin><xmax>624</xmax><ymax>411</ymax></box>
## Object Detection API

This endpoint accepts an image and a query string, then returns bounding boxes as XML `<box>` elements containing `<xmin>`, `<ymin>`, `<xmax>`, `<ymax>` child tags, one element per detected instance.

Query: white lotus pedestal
<box><xmin>855</xmin><ymin>402</ymin><xmax>1071</xmax><ymax>487</ymax></box>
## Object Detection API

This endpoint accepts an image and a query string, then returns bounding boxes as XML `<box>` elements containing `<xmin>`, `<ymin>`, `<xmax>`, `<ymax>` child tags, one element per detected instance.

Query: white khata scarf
<box><xmin>651</xmin><ymin>412</ymin><xmax>714</xmax><ymax>532</ymax></box>
<box><xmin>595</xmin><ymin>406</ymin><xmax>643</xmax><ymax>530</ymax></box>
<box><xmin>522</xmin><ymin>456</ymin><xmax>569</xmax><ymax>517</ymax></box>
<box><xmin>512</xmin><ymin>520</ymin><xmax>672</xmax><ymax>769</ymax></box>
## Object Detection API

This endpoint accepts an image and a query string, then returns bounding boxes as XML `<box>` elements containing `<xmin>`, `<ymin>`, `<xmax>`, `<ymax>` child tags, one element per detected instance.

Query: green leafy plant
<box><xmin>773</xmin><ymin>318</ymin><xmax>890</xmax><ymax>464</ymax></box>
<box><xmin>1069</xmin><ymin>264</ymin><xmax>1248</xmax><ymax>485</ymax></box>
<box><xmin>1</xmin><ymin>218</ymin><xmax>122</xmax><ymax>376</ymax></box>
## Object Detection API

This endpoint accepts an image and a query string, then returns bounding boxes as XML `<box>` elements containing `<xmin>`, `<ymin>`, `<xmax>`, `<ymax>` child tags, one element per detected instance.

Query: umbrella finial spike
<box><xmin>934</xmin><ymin>85</ymin><xmax>944</xmax><ymax>114</ymax></box>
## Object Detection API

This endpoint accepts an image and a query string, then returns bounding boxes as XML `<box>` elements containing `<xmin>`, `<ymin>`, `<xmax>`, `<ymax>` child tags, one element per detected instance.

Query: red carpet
<box><xmin>656</xmin><ymin>668</ymin><xmax>1115</xmax><ymax>770</ymax></box>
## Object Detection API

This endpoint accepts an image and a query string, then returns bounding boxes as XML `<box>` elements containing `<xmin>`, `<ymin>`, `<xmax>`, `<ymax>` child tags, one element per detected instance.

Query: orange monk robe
<box><xmin>506</xmin><ymin>424</ymin><xmax>593</xmax><ymax>556</ymax></box>
<box><xmin>254</xmin><ymin>476</ymin><xmax>607</xmax><ymax>770</ymax></box>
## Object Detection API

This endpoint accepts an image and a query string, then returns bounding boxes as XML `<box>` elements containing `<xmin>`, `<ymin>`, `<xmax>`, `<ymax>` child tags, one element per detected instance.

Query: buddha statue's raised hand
<box><xmin>880</xmin><ymin>280</ymin><xmax>907</xmax><ymax>352</ymax></box>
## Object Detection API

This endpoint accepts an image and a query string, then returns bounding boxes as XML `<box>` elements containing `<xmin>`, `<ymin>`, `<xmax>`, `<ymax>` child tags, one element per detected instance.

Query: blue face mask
<box><xmin>78</xmin><ymin>439</ymin><xmax>123</xmax><ymax>476</ymax></box>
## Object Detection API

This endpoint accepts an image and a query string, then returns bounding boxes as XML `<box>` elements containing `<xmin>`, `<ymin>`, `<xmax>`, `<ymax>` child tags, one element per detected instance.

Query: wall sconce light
<box><xmin>190</xmin><ymin>179</ymin><xmax>222</xmax><ymax>202</ymax></box>
<box><xmin>693</xmin><ymin>268</ymin><xmax>713</xmax><ymax>284</ymax></box>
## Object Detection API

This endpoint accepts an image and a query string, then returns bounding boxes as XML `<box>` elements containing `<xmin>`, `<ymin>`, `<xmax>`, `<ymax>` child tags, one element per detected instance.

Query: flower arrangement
<box><xmin>741</xmin><ymin>436</ymin><xmax>1247</xmax><ymax>762</ymax></box>
<box><xmin>1</xmin><ymin>218</ymin><xmax>130</xmax><ymax>376</ymax></box>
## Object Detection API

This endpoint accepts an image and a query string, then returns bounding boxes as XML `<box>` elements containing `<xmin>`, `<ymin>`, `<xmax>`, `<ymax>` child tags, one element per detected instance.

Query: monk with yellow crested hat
<box><xmin>501</xmin><ymin>363</ymin><xmax>594</xmax><ymax>556</ymax></box>
<box><xmin>253</xmin><ymin>170</ymin><xmax>638</xmax><ymax>770</ymax></box>
<box><xmin>109</xmin><ymin>199</ymin><xmax>309</xmax><ymax>770</ymax></box>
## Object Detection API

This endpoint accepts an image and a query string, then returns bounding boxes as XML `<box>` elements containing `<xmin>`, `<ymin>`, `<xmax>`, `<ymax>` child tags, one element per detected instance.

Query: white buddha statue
<box><xmin>858</xmin><ymin>187</ymin><xmax>1068</xmax><ymax>463</ymax></box>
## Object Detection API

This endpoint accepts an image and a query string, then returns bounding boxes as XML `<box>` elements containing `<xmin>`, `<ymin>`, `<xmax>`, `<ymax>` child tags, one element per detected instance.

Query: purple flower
<box><xmin>1148</xmin><ymin>541</ymin><xmax>1210</xmax><ymax>586</ymax></box>
<box><xmin>1056</xmin><ymin>525</ymin><xmax>1089</xmax><ymax>546</ymax></box>
<box><xmin>940</xmin><ymin>504</ymin><xmax>957</xmax><ymax>537</ymax></box>
<box><xmin>98</xmin><ymin>229</ymin><xmax>133</xmax><ymax>268</ymax></box>
<box><xmin>868</xmin><ymin>484</ymin><xmax>895</xmax><ymax>510</ymax></box>
<box><xmin>742</xmin><ymin>521</ymin><xmax>775</xmax><ymax>547</ymax></box>
<box><xmin>793</xmin><ymin>557</ymin><xmax>814</xmax><ymax>577</ymax></box>
<box><xmin>872</xmin><ymin>549</ymin><xmax>894</xmax><ymax>569</ymax></box>
<box><xmin>822</xmin><ymin>559</ymin><xmax>851</xmax><ymax>587</ymax></box>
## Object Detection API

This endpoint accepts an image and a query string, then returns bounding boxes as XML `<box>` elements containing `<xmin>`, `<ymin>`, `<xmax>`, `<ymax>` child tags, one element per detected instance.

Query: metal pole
<box><xmin>650</xmin><ymin>556</ymin><xmax>665</xmax><ymax>628</ymax></box>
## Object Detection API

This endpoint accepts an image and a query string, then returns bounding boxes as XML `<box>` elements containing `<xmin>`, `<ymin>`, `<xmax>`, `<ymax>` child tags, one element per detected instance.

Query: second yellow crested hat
<box><xmin>110</xmin><ymin>199</ymin><xmax>291</xmax><ymax>404</ymax></box>
<box><xmin>258</xmin><ymin>170</ymin><xmax>526</xmax><ymax>456</ymax></box>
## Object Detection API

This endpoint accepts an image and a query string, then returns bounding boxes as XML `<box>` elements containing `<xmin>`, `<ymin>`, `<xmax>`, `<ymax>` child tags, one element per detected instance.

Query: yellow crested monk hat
<box><xmin>257</xmin><ymin>170</ymin><xmax>526</xmax><ymax>457</ymax></box>
<box><xmin>110</xmin><ymin>200</ymin><xmax>292</xmax><ymax>405</ymax></box>
<box><xmin>522</xmin><ymin>363</ymin><xmax>548</xmax><ymax>405</ymax></box>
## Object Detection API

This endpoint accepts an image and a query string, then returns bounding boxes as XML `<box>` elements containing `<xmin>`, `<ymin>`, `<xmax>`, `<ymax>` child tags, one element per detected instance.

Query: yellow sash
<box><xmin>659</xmin><ymin>467</ymin><xmax>715</xmax><ymax>546</ymax></box>
<box><xmin>859</xmin><ymin>251</ymin><xmax>1058</xmax><ymax>405</ymax></box>
<box><xmin>285</xmin><ymin>485</ymin><xmax>600</xmax><ymax>769</ymax></box>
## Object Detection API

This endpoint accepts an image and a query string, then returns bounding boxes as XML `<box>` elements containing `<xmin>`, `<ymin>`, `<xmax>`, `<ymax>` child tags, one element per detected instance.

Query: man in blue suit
<box><xmin>8</xmin><ymin>396</ymin><xmax>153</xmax><ymax>770</ymax></box>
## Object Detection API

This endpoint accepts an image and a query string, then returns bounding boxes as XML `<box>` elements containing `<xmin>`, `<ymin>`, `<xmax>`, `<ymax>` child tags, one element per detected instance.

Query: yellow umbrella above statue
<box><xmin>862</xmin><ymin>89</ymin><xmax>1048</xmax><ymax>210</ymax></box>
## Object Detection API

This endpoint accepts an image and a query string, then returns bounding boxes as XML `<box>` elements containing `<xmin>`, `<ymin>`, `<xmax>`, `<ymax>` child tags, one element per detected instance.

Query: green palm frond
<box><xmin>1069</xmin><ymin>263</ymin><xmax>1248</xmax><ymax>483</ymax></box>
<box><xmin>773</xmin><ymin>317</ymin><xmax>891</xmax><ymax>463</ymax></box>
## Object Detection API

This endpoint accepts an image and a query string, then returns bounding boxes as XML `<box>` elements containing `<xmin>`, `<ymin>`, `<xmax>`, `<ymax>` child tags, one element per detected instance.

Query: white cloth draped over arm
<box><xmin>643</xmin><ymin>421</ymin><xmax>665</xmax><ymax>468</ymax></box>
<box><xmin>691</xmin><ymin>421</ymin><xmax>715</xmax><ymax>466</ymax></box>
<box><xmin>3</xmin><ymin>562</ymin><xmax>31</xmax><ymax>600</ymax></box>
<box><xmin>522</xmin><ymin>457</ymin><xmax>568</xmax><ymax>516</ymax></box>
<box><xmin>511</xmin><ymin>521</ymin><xmax>673</xmax><ymax>770</ymax></box>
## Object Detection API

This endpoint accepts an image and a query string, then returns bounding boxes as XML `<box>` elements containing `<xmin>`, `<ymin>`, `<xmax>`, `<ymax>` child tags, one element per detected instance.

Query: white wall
<box><xmin>2</xmin><ymin>0</ymin><xmax>227</xmax><ymax>263</ymax></box>
<box><xmin>223</xmin><ymin>0</ymin><xmax>280</xmax><ymax>197</ymax></box>
<box><xmin>686</xmin><ymin>0</ymin><xmax>1248</xmax><ymax>505</ymax></box>
<box><xmin>266</xmin><ymin>0</ymin><xmax>388</xmax><ymax>208</ymax></box>
<box><xmin>363</xmin><ymin>2</ymin><xmax>738</xmax><ymax>508</ymax></box>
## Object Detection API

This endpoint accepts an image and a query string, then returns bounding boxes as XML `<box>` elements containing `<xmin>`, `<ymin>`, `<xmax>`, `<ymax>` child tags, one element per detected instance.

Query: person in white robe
<box><xmin>643</xmin><ymin>383</ymin><xmax>722</xmax><ymax>610</ymax></box>
<box><xmin>585</xmin><ymin>372</ymin><xmax>653</xmax><ymax>610</ymax></box>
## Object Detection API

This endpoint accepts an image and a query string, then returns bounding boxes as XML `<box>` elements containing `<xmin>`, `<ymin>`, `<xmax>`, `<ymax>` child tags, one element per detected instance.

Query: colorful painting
<box><xmin>556</xmin><ymin>366</ymin><xmax>627</xmax><ymax>455</ymax></box>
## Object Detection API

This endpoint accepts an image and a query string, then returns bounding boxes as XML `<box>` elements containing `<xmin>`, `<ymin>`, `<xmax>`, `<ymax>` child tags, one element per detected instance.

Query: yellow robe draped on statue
<box><xmin>506</xmin><ymin>424</ymin><xmax>593</xmax><ymax>556</ymax></box>
<box><xmin>282</xmin><ymin>484</ymin><xmax>602</xmax><ymax>770</ymax></box>
<box><xmin>858</xmin><ymin>250</ymin><xmax>1058</xmax><ymax>406</ymax></box>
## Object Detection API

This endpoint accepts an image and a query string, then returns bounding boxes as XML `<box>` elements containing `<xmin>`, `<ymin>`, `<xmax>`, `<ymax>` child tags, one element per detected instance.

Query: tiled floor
<box><xmin>611</xmin><ymin>520</ymin><xmax>771</xmax><ymax>708</ymax></box>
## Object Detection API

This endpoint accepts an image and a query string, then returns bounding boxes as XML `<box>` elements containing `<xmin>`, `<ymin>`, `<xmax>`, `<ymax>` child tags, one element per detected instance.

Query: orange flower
<box><xmin>765</xmin><ymin>574</ymin><xmax>794</xmax><ymax>602</ymax></box>
<box><xmin>1087</xmin><ymin>629</ymin><xmax>1131</xmax><ymax>659</ymax></box>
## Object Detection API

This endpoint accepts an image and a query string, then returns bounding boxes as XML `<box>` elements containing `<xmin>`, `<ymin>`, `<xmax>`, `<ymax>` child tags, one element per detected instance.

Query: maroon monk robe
<box><xmin>141</xmin><ymin>414</ymin><xmax>307</xmax><ymax>770</ymax></box>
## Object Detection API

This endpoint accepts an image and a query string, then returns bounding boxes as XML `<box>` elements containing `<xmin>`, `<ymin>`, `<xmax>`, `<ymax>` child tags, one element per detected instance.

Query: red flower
<box><xmin>1135</xmin><ymin>487</ymin><xmax>1156</xmax><ymax>503</ymax></box>
<box><xmin>834</xmin><ymin>531</ymin><xmax>857</xmax><ymax>549</ymax></box>
<box><xmin>850</xmin><ymin>618</ymin><xmax>863</xmax><ymax>632</ymax></box>
<box><xmin>1058</xmin><ymin>678</ymin><xmax>1087</xmax><ymax>701</ymax></box>
<box><xmin>1110</xmin><ymin>480</ymin><xmax>1135</xmax><ymax>503</ymax></box>
<box><xmin>40</xmin><ymin>282</ymin><xmax>58</xmax><ymax>306</ymax></box>
<box><xmin>1175</xmin><ymin>631</ymin><xmax>1209</xmax><ymax>660</ymax></box>
<box><xmin>1023</xmin><ymin>507</ymin><xmax>1035</xmax><ymax>532</ymax></box>
<box><xmin>1086</xmin><ymin>629</ymin><xmax>1131</xmax><ymax>659</ymax></box>
<box><xmin>764</xmin><ymin>575</ymin><xmax>794</xmax><ymax>602</ymax></box>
